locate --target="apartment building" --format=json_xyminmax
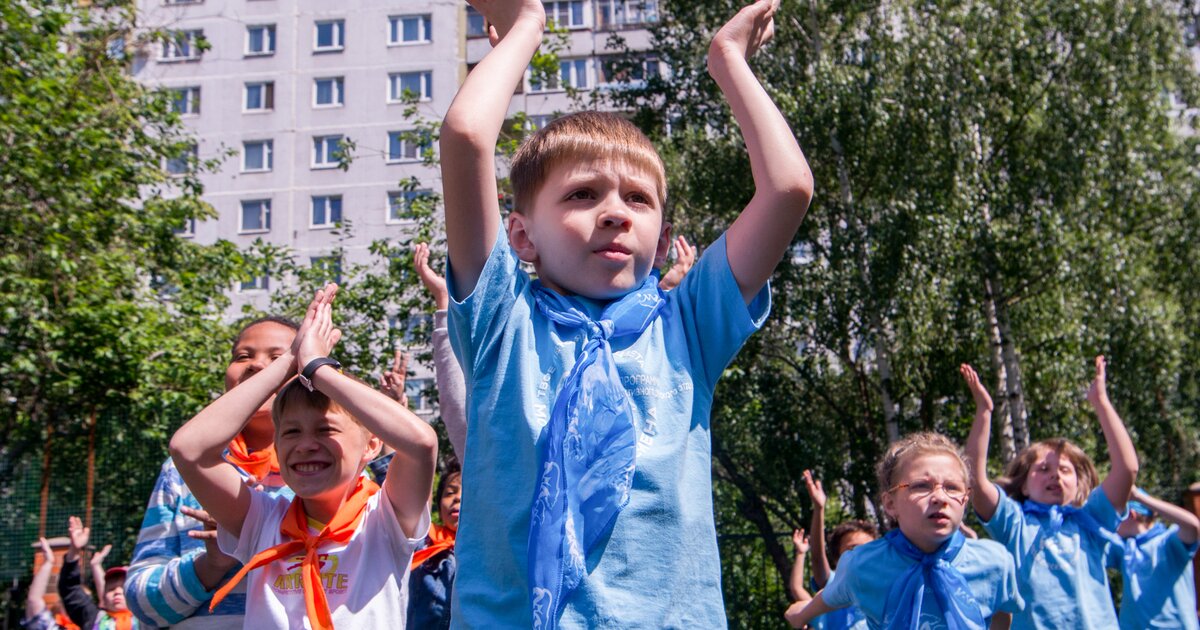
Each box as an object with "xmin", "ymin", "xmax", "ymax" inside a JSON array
[{"xmin": 132, "ymin": 0, "xmax": 659, "ymax": 414}]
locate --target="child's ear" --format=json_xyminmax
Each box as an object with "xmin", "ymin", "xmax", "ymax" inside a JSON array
[
  {"xmin": 507, "ymin": 213, "xmax": 539, "ymax": 264},
  {"xmin": 881, "ymin": 491, "xmax": 897, "ymax": 522},
  {"xmin": 362, "ymin": 434, "xmax": 383, "ymax": 465},
  {"xmin": 653, "ymin": 221, "xmax": 673, "ymax": 268}
]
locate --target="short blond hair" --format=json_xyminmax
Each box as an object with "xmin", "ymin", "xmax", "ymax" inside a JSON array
[
  {"xmin": 509, "ymin": 111, "xmax": 666, "ymax": 214},
  {"xmin": 272, "ymin": 375, "xmax": 368, "ymax": 434}
]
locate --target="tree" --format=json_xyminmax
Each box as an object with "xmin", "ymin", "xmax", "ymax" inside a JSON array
[
  {"xmin": 614, "ymin": 0, "xmax": 1200, "ymax": 624},
  {"xmin": 0, "ymin": 0, "xmax": 256, "ymax": 581}
]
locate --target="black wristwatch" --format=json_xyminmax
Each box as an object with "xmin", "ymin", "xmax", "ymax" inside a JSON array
[{"xmin": 299, "ymin": 357, "xmax": 342, "ymax": 392}]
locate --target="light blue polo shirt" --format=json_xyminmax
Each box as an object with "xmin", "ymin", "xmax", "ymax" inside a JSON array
[
  {"xmin": 981, "ymin": 484, "xmax": 1125, "ymax": 629},
  {"xmin": 821, "ymin": 535, "xmax": 1023, "ymax": 629},
  {"xmin": 810, "ymin": 571, "xmax": 868, "ymax": 630},
  {"xmin": 446, "ymin": 230, "xmax": 769, "ymax": 628},
  {"xmin": 1109, "ymin": 525, "xmax": 1199, "ymax": 630}
]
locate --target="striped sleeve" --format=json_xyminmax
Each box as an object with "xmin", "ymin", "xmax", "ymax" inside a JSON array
[{"xmin": 125, "ymin": 458, "xmax": 212, "ymax": 627}]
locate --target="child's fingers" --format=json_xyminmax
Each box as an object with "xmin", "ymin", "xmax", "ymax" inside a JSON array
[
  {"xmin": 330, "ymin": 328, "xmax": 343, "ymax": 347},
  {"xmin": 186, "ymin": 529, "xmax": 219, "ymax": 541}
]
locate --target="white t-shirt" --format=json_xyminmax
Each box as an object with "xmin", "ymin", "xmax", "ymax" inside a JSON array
[{"xmin": 218, "ymin": 488, "xmax": 430, "ymax": 629}]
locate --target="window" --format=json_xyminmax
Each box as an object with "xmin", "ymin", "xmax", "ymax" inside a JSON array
[
  {"xmin": 161, "ymin": 29, "xmax": 203, "ymax": 61},
  {"xmin": 597, "ymin": 55, "xmax": 659, "ymax": 87},
  {"xmin": 466, "ymin": 6, "xmax": 486, "ymax": 37},
  {"xmin": 313, "ymin": 77, "xmax": 344, "ymax": 107},
  {"xmin": 166, "ymin": 143, "xmax": 197, "ymax": 175},
  {"xmin": 530, "ymin": 58, "xmax": 589, "ymax": 92},
  {"xmin": 244, "ymin": 81, "xmax": 274, "ymax": 111},
  {"xmin": 241, "ymin": 140, "xmax": 273, "ymax": 172},
  {"xmin": 386, "ymin": 130, "xmax": 431, "ymax": 163},
  {"xmin": 544, "ymin": 1, "xmax": 585, "ymax": 28},
  {"xmin": 595, "ymin": 0, "xmax": 657, "ymax": 29},
  {"xmin": 388, "ymin": 71, "xmax": 432, "ymax": 102},
  {"xmin": 310, "ymin": 256, "xmax": 342, "ymax": 283},
  {"xmin": 240, "ymin": 199, "xmax": 271, "ymax": 232},
  {"xmin": 405, "ymin": 377, "xmax": 432, "ymax": 411},
  {"xmin": 245, "ymin": 24, "xmax": 276, "ymax": 56},
  {"xmin": 170, "ymin": 86, "xmax": 201, "ymax": 115},
  {"xmin": 173, "ymin": 217, "xmax": 196, "ymax": 237},
  {"xmin": 312, "ymin": 135, "xmax": 345, "ymax": 168},
  {"xmin": 238, "ymin": 274, "xmax": 270, "ymax": 292},
  {"xmin": 311, "ymin": 195, "xmax": 343, "ymax": 227},
  {"xmin": 387, "ymin": 189, "xmax": 433, "ymax": 223},
  {"xmin": 314, "ymin": 20, "xmax": 345, "ymax": 52},
  {"xmin": 389, "ymin": 15, "xmax": 431, "ymax": 44}
]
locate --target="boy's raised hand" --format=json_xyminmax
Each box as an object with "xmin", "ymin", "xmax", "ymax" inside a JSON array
[
  {"xmin": 959, "ymin": 364, "xmax": 994, "ymax": 413},
  {"xmin": 380, "ymin": 348, "xmax": 410, "ymax": 406},
  {"xmin": 659, "ymin": 235, "xmax": 696, "ymax": 290},
  {"xmin": 468, "ymin": 0, "xmax": 545, "ymax": 44},
  {"xmin": 293, "ymin": 283, "xmax": 342, "ymax": 370},
  {"xmin": 66, "ymin": 515, "xmax": 89, "ymax": 559},
  {"xmin": 791, "ymin": 528, "xmax": 809, "ymax": 555},
  {"xmin": 711, "ymin": 0, "xmax": 779, "ymax": 62},
  {"xmin": 1086, "ymin": 355, "xmax": 1108, "ymax": 406},
  {"xmin": 38, "ymin": 537, "xmax": 54, "ymax": 564},
  {"xmin": 802, "ymin": 470, "xmax": 826, "ymax": 511},
  {"xmin": 89, "ymin": 544, "xmax": 112, "ymax": 567}
]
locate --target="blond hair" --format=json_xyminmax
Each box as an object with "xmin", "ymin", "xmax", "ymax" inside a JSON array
[
  {"xmin": 509, "ymin": 111, "xmax": 666, "ymax": 214},
  {"xmin": 876, "ymin": 432, "xmax": 970, "ymax": 525},
  {"xmin": 999, "ymin": 438, "xmax": 1097, "ymax": 507},
  {"xmin": 272, "ymin": 375, "xmax": 368, "ymax": 433}
]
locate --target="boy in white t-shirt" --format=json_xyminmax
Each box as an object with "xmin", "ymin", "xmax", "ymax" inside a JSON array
[{"xmin": 170, "ymin": 284, "xmax": 438, "ymax": 629}]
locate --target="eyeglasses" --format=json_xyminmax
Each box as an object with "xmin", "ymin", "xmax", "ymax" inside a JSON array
[{"xmin": 887, "ymin": 479, "xmax": 970, "ymax": 502}]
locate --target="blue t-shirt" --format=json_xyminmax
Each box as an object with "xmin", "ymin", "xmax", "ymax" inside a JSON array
[
  {"xmin": 821, "ymin": 535, "xmax": 1023, "ymax": 629},
  {"xmin": 810, "ymin": 570, "xmax": 868, "ymax": 630},
  {"xmin": 1109, "ymin": 525, "xmax": 1199, "ymax": 630},
  {"xmin": 446, "ymin": 231, "xmax": 769, "ymax": 628},
  {"xmin": 981, "ymin": 484, "xmax": 1124, "ymax": 629}
]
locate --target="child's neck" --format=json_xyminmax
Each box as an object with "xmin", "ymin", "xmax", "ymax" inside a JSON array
[
  {"xmin": 900, "ymin": 528, "xmax": 951, "ymax": 554},
  {"xmin": 300, "ymin": 496, "xmax": 340, "ymax": 526}
]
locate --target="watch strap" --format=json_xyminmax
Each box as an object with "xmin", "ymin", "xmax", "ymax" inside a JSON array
[{"xmin": 298, "ymin": 357, "xmax": 342, "ymax": 392}]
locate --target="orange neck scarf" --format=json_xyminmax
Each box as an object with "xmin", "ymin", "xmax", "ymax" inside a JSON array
[
  {"xmin": 54, "ymin": 612, "xmax": 80, "ymax": 630},
  {"xmin": 225, "ymin": 434, "xmax": 279, "ymax": 481},
  {"xmin": 107, "ymin": 609, "xmax": 135, "ymax": 630},
  {"xmin": 210, "ymin": 477, "xmax": 380, "ymax": 630},
  {"xmin": 410, "ymin": 523, "xmax": 456, "ymax": 569}
]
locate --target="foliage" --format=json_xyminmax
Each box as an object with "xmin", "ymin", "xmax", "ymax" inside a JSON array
[
  {"xmin": 0, "ymin": 0, "xmax": 257, "ymax": 584},
  {"xmin": 612, "ymin": 0, "xmax": 1200, "ymax": 622}
]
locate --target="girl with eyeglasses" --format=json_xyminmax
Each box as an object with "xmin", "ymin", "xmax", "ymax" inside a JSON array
[
  {"xmin": 962, "ymin": 357, "xmax": 1138, "ymax": 630},
  {"xmin": 786, "ymin": 432, "xmax": 1023, "ymax": 629}
]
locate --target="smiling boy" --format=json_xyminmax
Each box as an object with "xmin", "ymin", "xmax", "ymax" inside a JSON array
[
  {"xmin": 439, "ymin": 0, "xmax": 812, "ymax": 626},
  {"xmin": 170, "ymin": 285, "xmax": 437, "ymax": 629}
]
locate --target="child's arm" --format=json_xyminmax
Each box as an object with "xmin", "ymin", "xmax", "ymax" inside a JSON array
[
  {"xmin": 788, "ymin": 529, "xmax": 811, "ymax": 602},
  {"xmin": 88, "ymin": 544, "xmax": 111, "ymax": 596},
  {"xmin": 803, "ymin": 470, "xmax": 832, "ymax": 586},
  {"xmin": 708, "ymin": 0, "xmax": 814, "ymax": 304},
  {"xmin": 990, "ymin": 612, "xmax": 1013, "ymax": 629},
  {"xmin": 59, "ymin": 516, "xmax": 99, "ymax": 629},
  {"xmin": 1086, "ymin": 355, "xmax": 1139, "ymax": 512},
  {"xmin": 415, "ymin": 242, "xmax": 469, "ymax": 460},
  {"xmin": 784, "ymin": 591, "xmax": 836, "ymax": 629},
  {"xmin": 658, "ymin": 235, "xmax": 696, "ymax": 291},
  {"xmin": 961, "ymin": 364, "xmax": 1001, "ymax": 520},
  {"xmin": 169, "ymin": 291, "xmax": 334, "ymax": 537},
  {"xmin": 440, "ymin": 0, "xmax": 545, "ymax": 296},
  {"xmin": 1132, "ymin": 488, "xmax": 1199, "ymax": 545},
  {"xmin": 297, "ymin": 289, "xmax": 439, "ymax": 537},
  {"xmin": 25, "ymin": 538, "xmax": 54, "ymax": 621}
]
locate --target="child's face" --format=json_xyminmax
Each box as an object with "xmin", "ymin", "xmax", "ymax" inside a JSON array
[
  {"xmin": 438, "ymin": 472, "xmax": 462, "ymax": 531},
  {"xmin": 1116, "ymin": 512, "xmax": 1152, "ymax": 538},
  {"xmin": 102, "ymin": 580, "xmax": 127, "ymax": 612},
  {"xmin": 1021, "ymin": 448, "xmax": 1078, "ymax": 505},
  {"xmin": 883, "ymin": 453, "xmax": 969, "ymax": 553},
  {"xmin": 275, "ymin": 405, "xmax": 380, "ymax": 514},
  {"xmin": 835, "ymin": 531, "xmax": 875, "ymax": 561},
  {"xmin": 509, "ymin": 157, "xmax": 671, "ymax": 300},
  {"xmin": 225, "ymin": 321, "xmax": 296, "ymax": 417}
]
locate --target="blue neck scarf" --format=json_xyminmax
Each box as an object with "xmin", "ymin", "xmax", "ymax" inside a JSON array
[
  {"xmin": 881, "ymin": 529, "xmax": 986, "ymax": 630},
  {"xmin": 527, "ymin": 276, "xmax": 667, "ymax": 629},
  {"xmin": 1022, "ymin": 500, "xmax": 1123, "ymax": 546},
  {"xmin": 1122, "ymin": 522, "xmax": 1168, "ymax": 574}
]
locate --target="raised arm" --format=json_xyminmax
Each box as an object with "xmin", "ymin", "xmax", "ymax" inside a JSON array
[
  {"xmin": 297, "ymin": 285, "xmax": 439, "ymax": 537},
  {"xmin": 802, "ymin": 470, "xmax": 832, "ymax": 586},
  {"xmin": 89, "ymin": 543, "xmax": 111, "ymax": 596},
  {"xmin": 658, "ymin": 235, "xmax": 696, "ymax": 291},
  {"xmin": 168, "ymin": 289, "xmax": 334, "ymax": 537},
  {"xmin": 25, "ymin": 538, "xmax": 55, "ymax": 621},
  {"xmin": 440, "ymin": 0, "xmax": 546, "ymax": 296},
  {"xmin": 784, "ymin": 591, "xmax": 836, "ymax": 629},
  {"xmin": 961, "ymin": 364, "xmax": 1001, "ymax": 520},
  {"xmin": 1087, "ymin": 355, "xmax": 1138, "ymax": 512},
  {"xmin": 60, "ymin": 516, "xmax": 100, "ymax": 629},
  {"xmin": 788, "ymin": 528, "xmax": 811, "ymax": 602},
  {"xmin": 415, "ymin": 242, "xmax": 468, "ymax": 459},
  {"xmin": 1131, "ymin": 488, "xmax": 1198, "ymax": 544},
  {"xmin": 708, "ymin": 0, "xmax": 814, "ymax": 304}
]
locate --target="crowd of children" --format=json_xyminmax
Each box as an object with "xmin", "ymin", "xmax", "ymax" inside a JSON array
[{"xmin": 19, "ymin": 0, "xmax": 1198, "ymax": 628}]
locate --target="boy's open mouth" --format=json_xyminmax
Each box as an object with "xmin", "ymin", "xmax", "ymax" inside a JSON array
[{"xmin": 291, "ymin": 461, "xmax": 331, "ymax": 475}]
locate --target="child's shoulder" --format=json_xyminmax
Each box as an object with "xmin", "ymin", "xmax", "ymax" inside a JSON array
[{"xmin": 961, "ymin": 537, "xmax": 1015, "ymax": 568}]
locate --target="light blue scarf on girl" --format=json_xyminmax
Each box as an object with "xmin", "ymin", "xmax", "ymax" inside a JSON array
[
  {"xmin": 526, "ymin": 275, "xmax": 667, "ymax": 630},
  {"xmin": 882, "ymin": 529, "xmax": 986, "ymax": 630}
]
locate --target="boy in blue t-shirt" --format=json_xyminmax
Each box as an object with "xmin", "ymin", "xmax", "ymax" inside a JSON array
[
  {"xmin": 439, "ymin": 0, "xmax": 812, "ymax": 626},
  {"xmin": 1108, "ymin": 490, "xmax": 1199, "ymax": 630}
]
